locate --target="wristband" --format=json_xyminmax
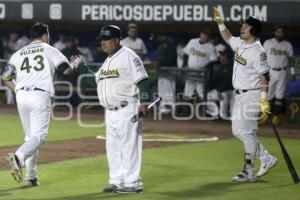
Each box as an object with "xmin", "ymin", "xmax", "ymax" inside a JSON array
[
  {"xmin": 218, "ymin": 24, "xmax": 226, "ymax": 31},
  {"xmin": 261, "ymin": 91, "xmax": 267, "ymax": 99}
]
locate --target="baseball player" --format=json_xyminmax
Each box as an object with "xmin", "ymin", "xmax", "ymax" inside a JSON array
[
  {"xmin": 2, "ymin": 22, "xmax": 78, "ymax": 186},
  {"xmin": 183, "ymin": 30, "xmax": 217, "ymax": 99},
  {"xmin": 213, "ymin": 8, "xmax": 277, "ymax": 182},
  {"xmin": 263, "ymin": 26, "xmax": 295, "ymax": 124},
  {"xmin": 75, "ymin": 25, "xmax": 149, "ymax": 193},
  {"xmin": 120, "ymin": 23, "xmax": 148, "ymax": 60}
]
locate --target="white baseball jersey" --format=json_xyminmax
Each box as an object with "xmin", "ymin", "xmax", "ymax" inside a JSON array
[
  {"xmin": 120, "ymin": 37, "xmax": 148, "ymax": 56},
  {"xmin": 263, "ymin": 38, "xmax": 293, "ymax": 68},
  {"xmin": 228, "ymin": 37, "xmax": 269, "ymax": 90},
  {"xmin": 183, "ymin": 38, "xmax": 217, "ymax": 69},
  {"xmin": 96, "ymin": 46, "xmax": 148, "ymax": 108},
  {"xmin": 8, "ymin": 40, "xmax": 69, "ymax": 96}
]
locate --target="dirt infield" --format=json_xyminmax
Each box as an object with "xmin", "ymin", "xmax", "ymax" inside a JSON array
[
  {"xmin": 0, "ymin": 138, "xmax": 182, "ymax": 170},
  {"xmin": 0, "ymin": 105, "xmax": 299, "ymax": 170}
]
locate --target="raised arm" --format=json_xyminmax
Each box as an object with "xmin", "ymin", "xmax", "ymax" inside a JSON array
[{"xmin": 212, "ymin": 7, "xmax": 232, "ymax": 43}]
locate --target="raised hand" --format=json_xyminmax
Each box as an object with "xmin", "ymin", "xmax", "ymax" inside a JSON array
[{"xmin": 213, "ymin": 7, "xmax": 224, "ymax": 24}]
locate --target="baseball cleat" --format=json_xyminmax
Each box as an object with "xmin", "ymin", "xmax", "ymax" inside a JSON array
[
  {"xmin": 232, "ymin": 169, "xmax": 256, "ymax": 183},
  {"xmin": 7, "ymin": 153, "xmax": 23, "ymax": 183},
  {"xmin": 116, "ymin": 186, "xmax": 144, "ymax": 194},
  {"xmin": 25, "ymin": 178, "xmax": 40, "ymax": 187},
  {"xmin": 257, "ymin": 155, "xmax": 278, "ymax": 177},
  {"xmin": 103, "ymin": 184, "xmax": 119, "ymax": 193}
]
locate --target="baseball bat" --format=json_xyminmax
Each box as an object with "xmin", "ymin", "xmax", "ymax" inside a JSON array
[
  {"xmin": 131, "ymin": 97, "xmax": 162, "ymax": 123},
  {"xmin": 269, "ymin": 115, "xmax": 299, "ymax": 184}
]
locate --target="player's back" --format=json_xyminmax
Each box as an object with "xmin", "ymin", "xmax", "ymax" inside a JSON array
[{"xmin": 10, "ymin": 40, "xmax": 62, "ymax": 96}]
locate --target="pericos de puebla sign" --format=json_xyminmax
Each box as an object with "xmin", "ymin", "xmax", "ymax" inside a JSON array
[
  {"xmin": 0, "ymin": 0, "xmax": 299, "ymax": 24},
  {"xmin": 81, "ymin": 4, "xmax": 267, "ymax": 22}
]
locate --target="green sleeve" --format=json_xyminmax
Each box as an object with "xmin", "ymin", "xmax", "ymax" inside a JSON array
[
  {"xmin": 137, "ymin": 78, "xmax": 150, "ymax": 103},
  {"xmin": 76, "ymin": 63, "xmax": 97, "ymax": 87},
  {"xmin": 56, "ymin": 62, "xmax": 70, "ymax": 74}
]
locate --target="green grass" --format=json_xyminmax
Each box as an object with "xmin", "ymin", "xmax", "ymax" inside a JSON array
[
  {"xmin": 0, "ymin": 138, "xmax": 299, "ymax": 200},
  {"xmin": 0, "ymin": 114, "xmax": 213, "ymax": 147},
  {"xmin": 0, "ymin": 114, "xmax": 104, "ymax": 147}
]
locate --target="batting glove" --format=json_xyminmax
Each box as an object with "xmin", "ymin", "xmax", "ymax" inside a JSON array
[
  {"xmin": 213, "ymin": 7, "xmax": 224, "ymax": 25},
  {"xmin": 260, "ymin": 98, "xmax": 271, "ymax": 116}
]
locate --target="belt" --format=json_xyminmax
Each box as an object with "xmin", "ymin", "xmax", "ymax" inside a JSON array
[
  {"xmin": 235, "ymin": 89, "xmax": 259, "ymax": 95},
  {"xmin": 271, "ymin": 67, "xmax": 287, "ymax": 71},
  {"xmin": 107, "ymin": 100, "xmax": 129, "ymax": 111},
  {"xmin": 20, "ymin": 87, "xmax": 46, "ymax": 92},
  {"xmin": 235, "ymin": 89, "xmax": 249, "ymax": 95}
]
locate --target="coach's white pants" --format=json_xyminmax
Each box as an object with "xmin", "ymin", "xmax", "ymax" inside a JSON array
[
  {"xmin": 105, "ymin": 102, "xmax": 142, "ymax": 188},
  {"xmin": 268, "ymin": 69, "xmax": 288, "ymax": 100},
  {"xmin": 15, "ymin": 90, "xmax": 51, "ymax": 180},
  {"xmin": 231, "ymin": 90, "xmax": 270, "ymax": 162},
  {"xmin": 158, "ymin": 76, "xmax": 176, "ymax": 106}
]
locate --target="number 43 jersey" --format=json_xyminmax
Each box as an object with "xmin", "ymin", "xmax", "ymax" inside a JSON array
[{"xmin": 8, "ymin": 40, "xmax": 69, "ymax": 96}]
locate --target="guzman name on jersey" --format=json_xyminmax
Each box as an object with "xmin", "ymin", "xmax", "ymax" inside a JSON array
[{"xmin": 20, "ymin": 47, "xmax": 44, "ymax": 56}]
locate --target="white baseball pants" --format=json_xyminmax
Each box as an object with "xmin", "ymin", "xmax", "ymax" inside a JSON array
[
  {"xmin": 268, "ymin": 69, "xmax": 288, "ymax": 100},
  {"xmin": 105, "ymin": 101, "xmax": 143, "ymax": 188},
  {"xmin": 206, "ymin": 90, "xmax": 234, "ymax": 119},
  {"xmin": 158, "ymin": 76, "xmax": 176, "ymax": 105},
  {"xmin": 220, "ymin": 90, "xmax": 234, "ymax": 119},
  {"xmin": 184, "ymin": 80, "xmax": 204, "ymax": 99},
  {"xmin": 231, "ymin": 90, "xmax": 271, "ymax": 161},
  {"xmin": 15, "ymin": 90, "xmax": 51, "ymax": 180}
]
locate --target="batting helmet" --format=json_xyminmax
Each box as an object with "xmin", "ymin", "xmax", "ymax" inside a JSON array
[
  {"xmin": 97, "ymin": 25, "xmax": 122, "ymax": 40},
  {"xmin": 242, "ymin": 16, "xmax": 262, "ymax": 37}
]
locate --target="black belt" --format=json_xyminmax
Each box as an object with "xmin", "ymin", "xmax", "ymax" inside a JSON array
[
  {"xmin": 271, "ymin": 67, "xmax": 287, "ymax": 71},
  {"xmin": 107, "ymin": 100, "xmax": 128, "ymax": 111},
  {"xmin": 20, "ymin": 87, "xmax": 46, "ymax": 92},
  {"xmin": 235, "ymin": 89, "xmax": 249, "ymax": 95},
  {"xmin": 235, "ymin": 89, "xmax": 259, "ymax": 95}
]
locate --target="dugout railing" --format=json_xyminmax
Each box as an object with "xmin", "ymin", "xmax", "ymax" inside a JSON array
[
  {"xmin": 1, "ymin": 59, "xmax": 300, "ymax": 121},
  {"xmin": 0, "ymin": 59, "xmax": 211, "ymax": 116}
]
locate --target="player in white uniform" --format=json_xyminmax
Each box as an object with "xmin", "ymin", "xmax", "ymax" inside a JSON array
[
  {"xmin": 75, "ymin": 25, "xmax": 149, "ymax": 193},
  {"xmin": 213, "ymin": 8, "xmax": 277, "ymax": 182},
  {"xmin": 2, "ymin": 22, "xmax": 77, "ymax": 186},
  {"xmin": 263, "ymin": 26, "xmax": 294, "ymax": 124},
  {"xmin": 120, "ymin": 23, "xmax": 148, "ymax": 60},
  {"xmin": 183, "ymin": 30, "xmax": 217, "ymax": 99}
]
